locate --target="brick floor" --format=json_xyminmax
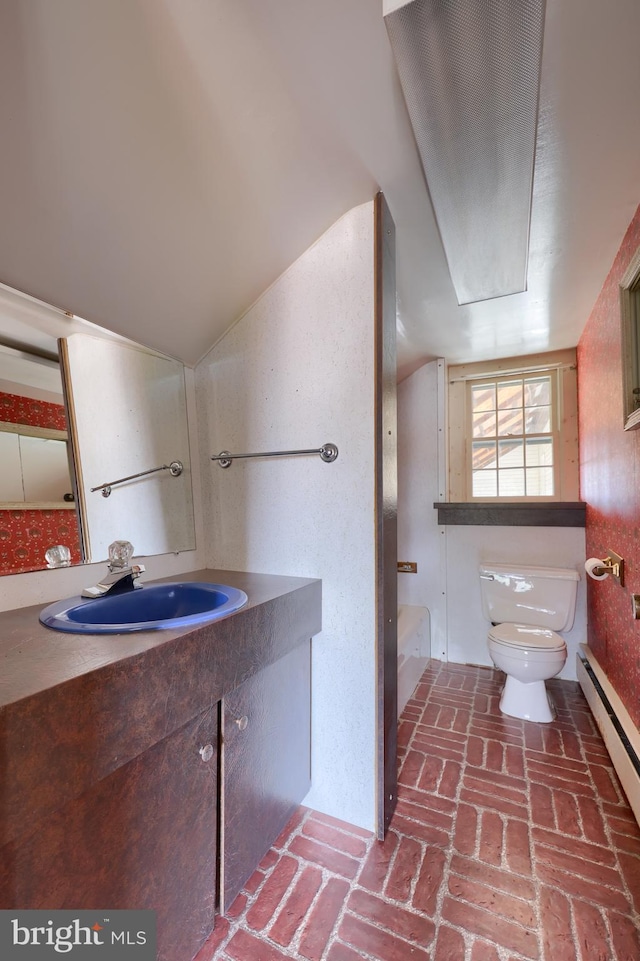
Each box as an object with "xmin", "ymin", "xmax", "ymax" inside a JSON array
[{"xmin": 195, "ymin": 661, "xmax": 640, "ymax": 961}]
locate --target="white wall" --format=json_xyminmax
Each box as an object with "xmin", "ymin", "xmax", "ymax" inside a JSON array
[
  {"xmin": 396, "ymin": 360, "xmax": 447, "ymax": 656},
  {"xmin": 196, "ymin": 202, "xmax": 378, "ymax": 831}
]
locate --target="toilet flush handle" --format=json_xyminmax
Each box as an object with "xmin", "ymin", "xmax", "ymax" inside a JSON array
[{"xmin": 480, "ymin": 573, "xmax": 494, "ymax": 580}]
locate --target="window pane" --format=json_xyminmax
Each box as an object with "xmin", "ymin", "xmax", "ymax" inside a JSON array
[
  {"xmin": 473, "ymin": 469, "xmax": 497, "ymax": 497},
  {"xmin": 498, "ymin": 440, "xmax": 524, "ymax": 466},
  {"xmin": 473, "ymin": 411, "xmax": 496, "ymax": 438},
  {"xmin": 524, "ymin": 376, "xmax": 551, "ymax": 407},
  {"xmin": 497, "ymin": 408, "xmax": 523, "ymax": 436},
  {"xmin": 525, "ymin": 466, "xmax": 554, "ymax": 496},
  {"xmin": 498, "ymin": 469, "xmax": 525, "ymax": 497},
  {"xmin": 472, "ymin": 440, "xmax": 497, "ymax": 471},
  {"xmin": 525, "ymin": 405, "xmax": 551, "ymax": 433},
  {"xmin": 497, "ymin": 380, "xmax": 523, "ymax": 410},
  {"xmin": 525, "ymin": 438, "xmax": 553, "ymax": 466},
  {"xmin": 471, "ymin": 384, "xmax": 496, "ymax": 413}
]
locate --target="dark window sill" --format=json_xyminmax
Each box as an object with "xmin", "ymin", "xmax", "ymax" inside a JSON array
[{"xmin": 434, "ymin": 501, "xmax": 586, "ymax": 527}]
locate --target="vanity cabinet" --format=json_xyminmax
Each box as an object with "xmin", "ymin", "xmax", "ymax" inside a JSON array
[
  {"xmin": 0, "ymin": 569, "xmax": 321, "ymax": 961},
  {"xmin": 220, "ymin": 639, "xmax": 311, "ymax": 911},
  {"xmin": 0, "ymin": 706, "xmax": 219, "ymax": 961}
]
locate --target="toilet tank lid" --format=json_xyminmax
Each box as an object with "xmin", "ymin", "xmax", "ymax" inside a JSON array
[{"xmin": 480, "ymin": 563, "xmax": 580, "ymax": 581}]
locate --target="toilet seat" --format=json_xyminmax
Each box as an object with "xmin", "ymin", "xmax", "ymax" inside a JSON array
[{"xmin": 488, "ymin": 623, "xmax": 566, "ymax": 653}]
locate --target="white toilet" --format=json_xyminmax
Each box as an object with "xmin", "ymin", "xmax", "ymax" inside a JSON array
[{"xmin": 479, "ymin": 563, "xmax": 580, "ymax": 722}]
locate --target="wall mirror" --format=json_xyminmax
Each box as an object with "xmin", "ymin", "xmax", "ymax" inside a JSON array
[
  {"xmin": 620, "ymin": 244, "xmax": 640, "ymax": 431},
  {"xmin": 0, "ymin": 283, "xmax": 196, "ymax": 575}
]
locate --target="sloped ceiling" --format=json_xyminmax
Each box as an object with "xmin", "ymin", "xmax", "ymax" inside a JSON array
[{"xmin": 0, "ymin": 0, "xmax": 639, "ymax": 378}]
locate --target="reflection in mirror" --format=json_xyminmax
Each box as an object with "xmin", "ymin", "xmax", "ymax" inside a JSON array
[
  {"xmin": 0, "ymin": 345, "xmax": 82, "ymax": 575},
  {"xmin": 620, "ymin": 244, "xmax": 640, "ymax": 431},
  {"xmin": 0, "ymin": 282, "xmax": 196, "ymax": 575},
  {"xmin": 61, "ymin": 334, "xmax": 196, "ymax": 562}
]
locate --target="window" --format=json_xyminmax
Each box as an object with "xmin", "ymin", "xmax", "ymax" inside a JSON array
[{"xmin": 448, "ymin": 350, "xmax": 579, "ymax": 502}]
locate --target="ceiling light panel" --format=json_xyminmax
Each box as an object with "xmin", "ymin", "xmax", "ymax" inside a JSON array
[{"xmin": 385, "ymin": 0, "xmax": 545, "ymax": 304}]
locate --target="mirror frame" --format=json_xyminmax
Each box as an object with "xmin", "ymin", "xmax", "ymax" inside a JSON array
[{"xmin": 620, "ymin": 243, "xmax": 640, "ymax": 431}]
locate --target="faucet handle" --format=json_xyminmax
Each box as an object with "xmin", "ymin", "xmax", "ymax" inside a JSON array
[{"xmin": 108, "ymin": 540, "xmax": 134, "ymax": 570}]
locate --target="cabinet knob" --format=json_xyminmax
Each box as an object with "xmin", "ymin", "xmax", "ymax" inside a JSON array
[
  {"xmin": 199, "ymin": 744, "xmax": 214, "ymax": 762},
  {"xmin": 234, "ymin": 715, "xmax": 249, "ymax": 731}
]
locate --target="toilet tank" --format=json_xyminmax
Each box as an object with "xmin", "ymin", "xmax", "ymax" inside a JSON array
[{"xmin": 479, "ymin": 563, "xmax": 580, "ymax": 631}]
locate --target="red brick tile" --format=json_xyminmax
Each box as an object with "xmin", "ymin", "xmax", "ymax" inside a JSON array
[
  {"xmin": 453, "ymin": 802, "xmax": 478, "ymax": 856},
  {"xmin": 327, "ymin": 942, "xmax": 368, "ymax": 961},
  {"xmin": 441, "ymin": 896, "xmax": 539, "ymax": 959},
  {"xmin": 539, "ymin": 884, "xmax": 574, "ymax": 961},
  {"xmin": 530, "ymin": 782, "xmax": 555, "ymax": 829},
  {"xmin": 308, "ymin": 810, "xmax": 372, "ymax": 840},
  {"xmin": 589, "ymin": 763, "xmax": 623, "ymax": 804},
  {"xmin": 559, "ymin": 729, "xmax": 583, "ymax": 760},
  {"xmin": 243, "ymin": 868, "xmax": 266, "ymax": 895},
  {"xmin": 417, "ymin": 755, "xmax": 443, "ymax": 793},
  {"xmin": 461, "ymin": 787, "xmax": 528, "ymax": 820},
  {"xmin": 339, "ymin": 912, "xmax": 430, "ymax": 960},
  {"xmin": 526, "ymin": 749, "xmax": 589, "ymax": 773},
  {"xmin": 479, "ymin": 809, "xmax": 504, "ymax": 866},
  {"xmin": 551, "ymin": 790, "xmax": 581, "ymax": 836},
  {"xmin": 273, "ymin": 805, "xmax": 307, "ymax": 848},
  {"xmin": 576, "ymin": 795, "xmax": 608, "ymax": 845},
  {"xmin": 607, "ymin": 909, "xmax": 640, "ymax": 961},
  {"xmin": 289, "ymin": 835, "xmax": 360, "ymax": 880},
  {"xmin": 384, "ymin": 835, "xmax": 422, "ymax": 901},
  {"xmin": 439, "ymin": 760, "xmax": 462, "ymax": 799},
  {"xmin": 398, "ymin": 719, "xmax": 414, "ymax": 750},
  {"xmin": 453, "ymin": 707, "xmax": 470, "ymax": 733},
  {"xmin": 612, "ymin": 830, "xmax": 640, "ymax": 857},
  {"xmin": 464, "ymin": 773, "xmax": 527, "ymax": 806},
  {"xmin": 433, "ymin": 924, "xmax": 466, "ymax": 960},
  {"xmin": 302, "ymin": 819, "xmax": 368, "ymax": 858},
  {"xmin": 390, "ymin": 813, "xmax": 450, "ymax": 848},
  {"xmin": 450, "ymin": 853, "xmax": 535, "ymax": 900},
  {"xmin": 470, "ymin": 941, "xmax": 501, "ymax": 961},
  {"xmin": 486, "ymin": 739, "xmax": 505, "ymax": 771},
  {"xmin": 347, "ymin": 888, "xmax": 435, "ymax": 945},
  {"xmin": 467, "ymin": 735, "xmax": 485, "ymax": 766},
  {"xmin": 193, "ymin": 917, "xmax": 230, "ymax": 961},
  {"xmin": 412, "ymin": 845, "xmax": 446, "ymax": 914},
  {"xmin": 269, "ymin": 864, "xmax": 322, "ymax": 947},
  {"xmin": 531, "ymin": 827, "xmax": 617, "ymax": 866},
  {"xmin": 572, "ymin": 898, "xmax": 611, "ymax": 961},
  {"xmin": 603, "ymin": 805, "xmax": 640, "ymax": 834},
  {"xmin": 299, "ymin": 877, "xmax": 350, "ymax": 961},
  {"xmin": 400, "ymin": 749, "xmax": 427, "ymax": 788},
  {"xmin": 225, "ymin": 893, "xmax": 247, "ymax": 920},
  {"xmin": 536, "ymin": 863, "xmax": 631, "ymax": 913},
  {"xmin": 395, "ymin": 797, "xmax": 453, "ymax": 831},
  {"xmin": 225, "ymin": 929, "xmax": 291, "ymax": 961},
  {"xmin": 534, "ymin": 842, "xmax": 626, "ymax": 890},
  {"xmin": 246, "ymin": 855, "xmax": 299, "ymax": 931},
  {"xmin": 470, "ymin": 722, "xmax": 523, "ymax": 748},
  {"xmin": 505, "ymin": 745, "xmax": 525, "ymax": 778},
  {"xmin": 505, "ymin": 819, "xmax": 532, "ymax": 876},
  {"xmin": 447, "ymin": 874, "xmax": 537, "ymax": 927},
  {"xmin": 523, "ymin": 724, "xmax": 545, "ymax": 752},
  {"xmin": 358, "ymin": 830, "xmax": 399, "ymax": 894},
  {"xmin": 466, "ymin": 764, "xmax": 528, "ymax": 792},
  {"xmin": 617, "ymin": 851, "xmax": 640, "ymax": 913}
]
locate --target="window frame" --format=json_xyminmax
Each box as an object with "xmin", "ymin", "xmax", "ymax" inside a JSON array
[{"xmin": 448, "ymin": 349, "xmax": 579, "ymax": 504}]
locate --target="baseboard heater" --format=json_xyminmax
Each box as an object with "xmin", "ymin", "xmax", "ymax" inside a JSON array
[{"xmin": 576, "ymin": 644, "xmax": 640, "ymax": 826}]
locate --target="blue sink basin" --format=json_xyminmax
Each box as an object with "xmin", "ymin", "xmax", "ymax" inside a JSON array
[{"xmin": 40, "ymin": 582, "xmax": 249, "ymax": 634}]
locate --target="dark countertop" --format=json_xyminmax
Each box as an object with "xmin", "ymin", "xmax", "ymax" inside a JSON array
[{"xmin": 0, "ymin": 568, "xmax": 322, "ymax": 847}]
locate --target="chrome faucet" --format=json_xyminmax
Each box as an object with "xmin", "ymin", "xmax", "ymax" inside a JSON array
[{"xmin": 82, "ymin": 540, "xmax": 146, "ymax": 599}]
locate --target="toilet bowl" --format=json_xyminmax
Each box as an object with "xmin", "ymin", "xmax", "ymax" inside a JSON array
[
  {"xmin": 479, "ymin": 563, "xmax": 579, "ymax": 723},
  {"xmin": 488, "ymin": 623, "xmax": 567, "ymax": 722}
]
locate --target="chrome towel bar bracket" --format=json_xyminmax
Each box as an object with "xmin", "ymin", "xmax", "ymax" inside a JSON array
[
  {"xmin": 211, "ymin": 443, "xmax": 338, "ymax": 469},
  {"xmin": 91, "ymin": 461, "xmax": 184, "ymax": 497}
]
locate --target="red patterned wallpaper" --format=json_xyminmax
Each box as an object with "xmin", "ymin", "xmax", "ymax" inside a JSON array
[
  {"xmin": 0, "ymin": 391, "xmax": 82, "ymax": 576},
  {"xmin": 0, "ymin": 390, "xmax": 67, "ymax": 431},
  {"xmin": 577, "ymin": 203, "xmax": 640, "ymax": 730}
]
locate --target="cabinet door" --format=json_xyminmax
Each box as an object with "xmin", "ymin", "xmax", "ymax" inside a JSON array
[
  {"xmin": 221, "ymin": 640, "xmax": 311, "ymax": 912},
  {"xmin": 0, "ymin": 706, "xmax": 218, "ymax": 961}
]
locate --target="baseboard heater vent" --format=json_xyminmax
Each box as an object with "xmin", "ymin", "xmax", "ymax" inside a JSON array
[{"xmin": 577, "ymin": 644, "xmax": 640, "ymax": 826}]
